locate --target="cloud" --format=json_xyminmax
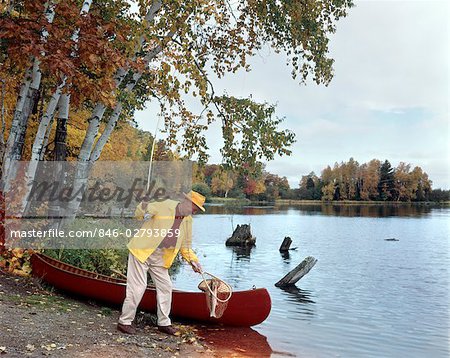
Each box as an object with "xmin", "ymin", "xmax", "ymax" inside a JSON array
[{"xmin": 136, "ymin": 0, "xmax": 449, "ymax": 189}]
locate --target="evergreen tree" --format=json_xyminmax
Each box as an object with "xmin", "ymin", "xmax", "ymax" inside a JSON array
[{"xmin": 378, "ymin": 160, "xmax": 395, "ymax": 200}]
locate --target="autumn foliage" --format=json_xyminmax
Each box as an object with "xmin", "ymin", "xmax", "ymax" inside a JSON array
[
  {"xmin": 0, "ymin": 0, "xmax": 132, "ymax": 106},
  {"xmin": 192, "ymin": 158, "xmax": 441, "ymax": 202},
  {"xmin": 0, "ymin": 0, "xmax": 357, "ymax": 274}
]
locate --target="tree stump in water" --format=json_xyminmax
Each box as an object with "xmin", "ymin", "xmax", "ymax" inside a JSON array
[
  {"xmin": 275, "ymin": 256, "xmax": 317, "ymax": 287},
  {"xmin": 225, "ymin": 224, "xmax": 256, "ymax": 247},
  {"xmin": 279, "ymin": 237, "xmax": 293, "ymax": 252}
]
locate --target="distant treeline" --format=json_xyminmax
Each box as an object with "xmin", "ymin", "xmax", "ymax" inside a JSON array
[{"xmin": 192, "ymin": 158, "xmax": 449, "ymax": 202}]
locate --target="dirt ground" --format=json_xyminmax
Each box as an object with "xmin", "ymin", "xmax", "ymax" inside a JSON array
[{"xmin": 0, "ymin": 271, "xmax": 212, "ymax": 358}]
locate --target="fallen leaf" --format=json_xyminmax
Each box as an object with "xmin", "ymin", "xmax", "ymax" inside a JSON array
[{"xmin": 26, "ymin": 344, "xmax": 35, "ymax": 352}]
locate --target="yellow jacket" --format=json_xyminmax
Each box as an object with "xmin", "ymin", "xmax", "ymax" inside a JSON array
[{"xmin": 127, "ymin": 199, "xmax": 199, "ymax": 268}]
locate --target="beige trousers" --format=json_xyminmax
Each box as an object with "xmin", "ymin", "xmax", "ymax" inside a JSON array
[{"xmin": 118, "ymin": 251, "xmax": 172, "ymax": 326}]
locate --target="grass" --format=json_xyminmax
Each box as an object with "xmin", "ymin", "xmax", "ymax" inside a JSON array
[{"xmin": 208, "ymin": 197, "xmax": 250, "ymax": 203}]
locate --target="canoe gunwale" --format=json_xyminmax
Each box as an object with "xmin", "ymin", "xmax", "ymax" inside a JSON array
[
  {"xmin": 31, "ymin": 253, "xmax": 266, "ymax": 294},
  {"xmin": 33, "ymin": 253, "xmax": 126, "ymax": 284}
]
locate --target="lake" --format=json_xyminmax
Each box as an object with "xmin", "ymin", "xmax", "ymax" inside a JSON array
[{"xmin": 171, "ymin": 203, "xmax": 449, "ymax": 357}]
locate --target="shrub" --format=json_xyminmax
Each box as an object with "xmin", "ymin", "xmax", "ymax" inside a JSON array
[{"xmin": 192, "ymin": 183, "xmax": 212, "ymax": 199}]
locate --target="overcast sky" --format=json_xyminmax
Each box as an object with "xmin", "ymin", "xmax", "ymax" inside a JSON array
[{"xmin": 136, "ymin": 0, "xmax": 449, "ymax": 189}]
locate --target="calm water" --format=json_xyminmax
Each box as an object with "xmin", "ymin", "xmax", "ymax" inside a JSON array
[{"xmin": 171, "ymin": 204, "xmax": 449, "ymax": 357}]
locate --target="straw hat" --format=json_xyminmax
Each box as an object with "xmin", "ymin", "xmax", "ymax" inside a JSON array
[{"xmin": 183, "ymin": 190, "xmax": 206, "ymax": 212}]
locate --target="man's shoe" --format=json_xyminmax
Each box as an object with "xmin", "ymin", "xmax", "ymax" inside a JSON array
[
  {"xmin": 117, "ymin": 323, "xmax": 136, "ymax": 335},
  {"xmin": 157, "ymin": 325, "xmax": 179, "ymax": 336}
]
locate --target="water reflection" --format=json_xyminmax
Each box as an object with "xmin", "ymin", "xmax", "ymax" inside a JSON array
[
  {"xmin": 204, "ymin": 202, "xmax": 447, "ymax": 217},
  {"xmin": 187, "ymin": 205, "xmax": 449, "ymax": 357},
  {"xmin": 197, "ymin": 326, "xmax": 273, "ymax": 357},
  {"xmin": 205, "ymin": 205, "xmax": 275, "ymax": 215},
  {"xmin": 319, "ymin": 204, "xmax": 436, "ymax": 217},
  {"xmin": 280, "ymin": 251, "xmax": 290, "ymax": 261},
  {"xmin": 229, "ymin": 246, "xmax": 253, "ymax": 260},
  {"xmin": 278, "ymin": 286, "xmax": 316, "ymax": 319},
  {"xmin": 280, "ymin": 286, "xmax": 316, "ymax": 305},
  {"xmin": 283, "ymin": 203, "xmax": 444, "ymax": 217}
]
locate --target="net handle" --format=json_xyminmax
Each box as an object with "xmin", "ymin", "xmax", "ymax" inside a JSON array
[{"xmin": 199, "ymin": 270, "xmax": 233, "ymax": 303}]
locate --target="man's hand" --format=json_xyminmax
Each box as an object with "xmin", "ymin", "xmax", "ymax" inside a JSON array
[
  {"xmin": 190, "ymin": 261, "xmax": 203, "ymax": 273},
  {"xmin": 141, "ymin": 197, "xmax": 151, "ymax": 220}
]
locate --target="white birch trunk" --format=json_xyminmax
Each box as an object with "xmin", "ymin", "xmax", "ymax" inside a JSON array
[
  {"xmin": 8, "ymin": 66, "xmax": 32, "ymax": 140},
  {"xmin": 61, "ymin": 3, "xmax": 168, "ymax": 226},
  {"xmin": 1, "ymin": 1, "xmax": 56, "ymax": 191},
  {"xmin": 61, "ymin": 103, "xmax": 128, "ymax": 226},
  {"xmin": 79, "ymin": 103, "xmax": 106, "ymax": 160},
  {"xmin": 27, "ymin": 0, "xmax": 92, "ymax": 165},
  {"xmin": 74, "ymin": 42, "xmax": 168, "ymax": 218},
  {"xmin": 19, "ymin": 81, "xmax": 64, "ymax": 211},
  {"xmin": 29, "ymin": 80, "xmax": 65, "ymax": 162},
  {"xmin": 39, "ymin": 116, "xmax": 55, "ymax": 161},
  {"xmin": 89, "ymin": 102, "xmax": 124, "ymax": 162},
  {"xmin": 88, "ymin": 38, "xmax": 170, "ymax": 162},
  {"xmin": 2, "ymin": 61, "xmax": 43, "ymax": 192},
  {"xmin": 2, "ymin": 66, "xmax": 32, "ymax": 182},
  {"xmin": 70, "ymin": 0, "xmax": 163, "ymax": 157},
  {"xmin": 60, "ymin": 103, "xmax": 104, "ymax": 226},
  {"xmin": 62, "ymin": 63, "xmax": 161, "ymax": 225},
  {"xmin": 47, "ymin": 93, "xmax": 69, "ymax": 224},
  {"xmin": 10, "ymin": 1, "xmax": 56, "ymax": 148},
  {"xmin": 18, "ymin": 1, "xmax": 92, "ymax": 214},
  {"xmin": 54, "ymin": 93, "xmax": 70, "ymax": 161},
  {"xmin": 26, "ymin": 0, "xmax": 92, "ymax": 166},
  {"xmin": 112, "ymin": 0, "xmax": 162, "ymax": 85},
  {"xmin": 0, "ymin": 79, "xmax": 5, "ymax": 143},
  {"xmin": 0, "ymin": 79, "xmax": 5, "ymax": 177}
]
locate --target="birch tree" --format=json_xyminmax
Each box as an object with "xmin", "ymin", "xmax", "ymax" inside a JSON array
[
  {"xmin": 70, "ymin": 0, "xmax": 163, "ymax": 169},
  {"xmin": 20, "ymin": 0, "xmax": 93, "ymax": 212},
  {"xmin": 47, "ymin": 93, "xmax": 69, "ymax": 221},
  {"xmin": 2, "ymin": 1, "xmax": 56, "ymax": 190},
  {"xmin": 60, "ymin": 1, "xmax": 172, "ymax": 225},
  {"xmin": 1, "ymin": 0, "xmax": 133, "ymax": 211},
  {"xmin": 0, "ymin": 79, "xmax": 5, "ymax": 169},
  {"xmin": 1, "ymin": 0, "xmax": 354, "ymax": 225}
]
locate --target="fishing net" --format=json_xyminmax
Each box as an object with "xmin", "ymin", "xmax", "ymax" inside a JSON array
[{"xmin": 198, "ymin": 272, "xmax": 233, "ymax": 318}]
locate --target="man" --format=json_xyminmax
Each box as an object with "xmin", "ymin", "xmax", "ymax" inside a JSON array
[{"xmin": 117, "ymin": 191, "xmax": 205, "ymax": 336}]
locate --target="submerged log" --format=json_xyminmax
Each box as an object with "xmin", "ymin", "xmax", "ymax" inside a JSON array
[
  {"xmin": 225, "ymin": 224, "xmax": 256, "ymax": 247},
  {"xmin": 279, "ymin": 237, "xmax": 292, "ymax": 252},
  {"xmin": 275, "ymin": 256, "xmax": 317, "ymax": 287}
]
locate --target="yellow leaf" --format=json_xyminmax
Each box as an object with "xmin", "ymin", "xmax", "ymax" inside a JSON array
[{"xmin": 12, "ymin": 248, "xmax": 24, "ymax": 258}]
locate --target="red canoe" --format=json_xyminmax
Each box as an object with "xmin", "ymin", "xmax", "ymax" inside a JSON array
[{"xmin": 30, "ymin": 253, "xmax": 271, "ymax": 327}]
